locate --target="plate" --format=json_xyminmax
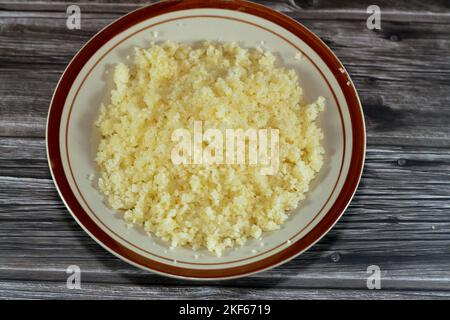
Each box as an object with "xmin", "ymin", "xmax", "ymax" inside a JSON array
[{"xmin": 46, "ymin": 0, "xmax": 365, "ymax": 280}]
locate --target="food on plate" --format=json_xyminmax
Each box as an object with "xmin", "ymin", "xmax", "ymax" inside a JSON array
[{"xmin": 95, "ymin": 41, "xmax": 325, "ymax": 256}]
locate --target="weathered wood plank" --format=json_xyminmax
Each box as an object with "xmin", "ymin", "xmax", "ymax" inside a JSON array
[
  {"xmin": 1, "ymin": 14, "xmax": 450, "ymax": 147},
  {"xmin": 2, "ymin": 255, "xmax": 450, "ymax": 287},
  {"xmin": 0, "ymin": 0, "xmax": 449, "ymax": 16},
  {"xmin": 2, "ymin": 280, "xmax": 450, "ymax": 300},
  {"xmin": 1, "ymin": 0, "xmax": 450, "ymax": 299},
  {"xmin": 1, "ymin": 136, "xmax": 450, "ymax": 297}
]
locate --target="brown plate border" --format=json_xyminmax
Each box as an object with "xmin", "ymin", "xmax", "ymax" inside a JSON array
[{"xmin": 47, "ymin": 0, "xmax": 365, "ymax": 280}]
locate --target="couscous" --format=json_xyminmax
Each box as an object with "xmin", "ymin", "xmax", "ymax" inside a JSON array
[{"xmin": 95, "ymin": 41, "xmax": 325, "ymax": 256}]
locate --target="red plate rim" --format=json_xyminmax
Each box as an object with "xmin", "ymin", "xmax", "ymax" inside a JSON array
[{"xmin": 46, "ymin": 0, "xmax": 366, "ymax": 280}]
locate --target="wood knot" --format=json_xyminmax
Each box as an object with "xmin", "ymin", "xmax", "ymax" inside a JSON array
[
  {"xmin": 330, "ymin": 252, "xmax": 341, "ymax": 263},
  {"xmin": 389, "ymin": 34, "xmax": 400, "ymax": 42}
]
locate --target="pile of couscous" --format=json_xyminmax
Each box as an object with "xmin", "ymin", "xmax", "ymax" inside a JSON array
[{"xmin": 95, "ymin": 41, "xmax": 325, "ymax": 256}]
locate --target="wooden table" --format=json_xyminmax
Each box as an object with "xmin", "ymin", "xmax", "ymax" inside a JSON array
[{"xmin": 1, "ymin": 0, "xmax": 449, "ymax": 299}]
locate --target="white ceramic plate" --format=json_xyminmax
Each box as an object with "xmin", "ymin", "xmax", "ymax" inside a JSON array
[{"xmin": 47, "ymin": 0, "xmax": 365, "ymax": 279}]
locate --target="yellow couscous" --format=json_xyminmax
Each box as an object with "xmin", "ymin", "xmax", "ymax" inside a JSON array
[{"xmin": 95, "ymin": 41, "xmax": 325, "ymax": 256}]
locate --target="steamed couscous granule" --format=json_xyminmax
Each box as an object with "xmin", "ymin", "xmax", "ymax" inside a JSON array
[{"xmin": 95, "ymin": 41, "xmax": 325, "ymax": 256}]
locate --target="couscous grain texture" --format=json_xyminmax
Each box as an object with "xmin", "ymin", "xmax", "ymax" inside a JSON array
[{"xmin": 96, "ymin": 42, "xmax": 325, "ymax": 256}]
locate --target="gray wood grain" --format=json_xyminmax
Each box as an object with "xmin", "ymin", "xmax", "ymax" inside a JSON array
[
  {"xmin": 0, "ymin": 0, "xmax": 450, "ymax": 300},
  {"xmin": 1, "ymin": 3, "xmax": 450, "ymax": 146}
]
